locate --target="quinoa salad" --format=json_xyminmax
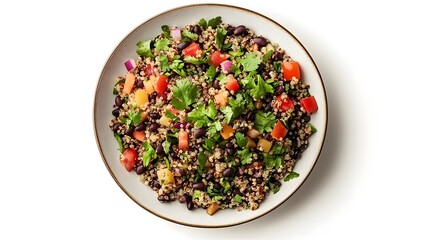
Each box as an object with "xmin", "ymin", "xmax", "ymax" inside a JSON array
[{"xmin": 109, "ymin": 16, "xmax": 319, "ymax": 216}]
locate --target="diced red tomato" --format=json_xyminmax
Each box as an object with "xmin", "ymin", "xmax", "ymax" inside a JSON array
[
  {"xmin": 178, "ymin": 130, "xmax": 189, "ymax": 150},
  {"xmin": 121, "ymin": 148, "xmax": 138, "ymax": 172},
  {"xmin": 158, "ymin": 92, "xmax": 168, "ymax": 102},
  {"xmin": 300, "ymin": 96, "xmax": 318, "ymax": 114},
  {"xmin": 182, "ymin": 42, "xmax": 201, "ymax": 57},
  {"xmin": 225, "ymin": 74, "xmax": 240, "ymax": 93},
  {"xmin": 210, "ymin": 50, "xmax": 228, "ymax": 66},
  {"xmin": 155, "ymin": 75, "xmax": 168, "ymax": 93},
  {"xmin": 282, "ymin": 61, "xmax": 300, "ymax": 81},
  {"xmin": 271, "ymin": 121, "xmax": 288, "ymax": 140},
  {"xmin": 275, "ymin": 96, "xmax": 294, "ymax": 111},
  {"xmin": 144, "ymin": 64, "xmax": 154, "ymax": 76}
]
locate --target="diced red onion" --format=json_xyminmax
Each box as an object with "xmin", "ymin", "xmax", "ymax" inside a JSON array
[
  {"xmin": 173, "ymin": 122, "xmax": 187, "ymax": 129},
  {"xmin": 171, "ymin": 27, "xmax": 182, "ymax": 40},
  {"xmin": 220, "ymin": 60, "xmax": 232, "ymax": 73},
  {"xmin": 124, "ymin": 59, "xmax": 136, "ymax": 71}
]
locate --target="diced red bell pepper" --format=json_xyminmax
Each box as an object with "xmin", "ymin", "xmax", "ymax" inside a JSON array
[
  {"xmin": 155, "ymin": 75, "xmax": 168, "ymax": 93},
  {"xmin": 282, "ymin": 61, "xmax": 300, "ymax": 81},
  {"xmin": 275, "ymin": 96, "xmax": 294, "ymax": 111},
  {"xmin": 225, "ymin": 74, "xmax": 240, "ymax": 93},
  {"xmin": 300, "ymin": 96, "xmax": 318, "ymax": 114},
  {"xmin": 182, "ymin": 42, "xmax": 201, "ymax": 57},
  {"xmin": 121, "ymin": 148, "xmax": 138, "ymax": 172},
  {"xmin": 271, "ymin": 121, "xmax": 288, "ymax": 140},
  {"xmin": 178, "ymin": 130, "xmax": 189, "ymax": 150},
  {"xmin": 210, "ymin": 50, "xmax": 228, "ymax": 66}
]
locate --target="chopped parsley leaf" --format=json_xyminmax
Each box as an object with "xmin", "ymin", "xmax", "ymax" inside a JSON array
[
  {"xmin": 161, "ymin": 25, "xmax": 170, "ymax": 39},
  {"xmin": 136, "ymin": 39, "xmax": 154, "ymax": 58},
  {"xmin": 169, "ymin": 59, "xmax": 187, "ymax": 77},
  {"xmin": 182, "ymin": 29, "xmax": 197, "ymax": 40},
  {"xmin": 164, "ymin": 157, "xmax": 171, "ymax": 170},
  {"xmin": 284, "ymin": 172, "xmax": 300, "ymax": 182},
  {"xmin": 233, "ymin": 194, "xmax": 242, "ymax": 203},
  {"xmin": 208, "ymin": 16, "xmax": 222, "ymax": 28},
  {"xmin": 263, "ymin": 153, "xmax": 283, "ymax": 169},
  {"xmin": 159, "ymin": 54, "xmax": 169, "ymax": 72},
  {"xmin": 206, "ymin": 65, "xmax": 217, "ymax": 83},
  {"xmin": 142, "ymin": 141, "xmax": 157, "ymax": 167},
  {"xmin": 248, "ymin": 75, "xmax": 274, "ymax": 100},
  {"xmin": 197, "ymin": 153, "xmax": 207, "ymax": 175},
  {"xmin": 155, "ymin": 38, "xmax": 170, "ymax": 51},
  {"xmin": 113, "ymin": 132, "xmax": 123, "ymax": 153},
  {"xmin": 184, "ymin": 56, "xmax": 207, "ymax": 65},
  {"xmin": 235, "ymin": 132, "xmax": 248, "ymax": 148},
  {"xmin": 215, "ymin": 27, "xmax": 228, "ymax": 50},
  {"xmin": 238, "ymin": 148, "xmax": 252, "ymax": 165}
]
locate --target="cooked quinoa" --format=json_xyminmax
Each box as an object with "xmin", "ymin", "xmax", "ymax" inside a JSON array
[{"xmin": 109, "ymin": 17, "xmax": 318, "ymax": 215}]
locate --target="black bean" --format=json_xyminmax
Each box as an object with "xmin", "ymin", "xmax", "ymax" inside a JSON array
[
  {"xmin": 191, "ymin": 25, "xmax": 202, "ymax": 35},
  {"xmin": 135, "ymin": 79, "xmax": 144, "ymax": 89},
  {"xmin": 177, "ymin": 41, "xmax": 190, "ymax": 51},
  {"xmin": 264, "ymin": 97, "xmax": 272, "ymax": 103},
  {"xmin": 192, "ymin": 182, "xmax": 205, "ymax": 190},
  {"xmin": 252, "ymin": 37, "xmax": 268, "ymax": 46},
  {"xmin": 125, "ymin": 126, "xmax": 134, "ymax": 136},
  {"xmin": 136, "ymin": 165, "xmax": 144, "ymax": 175},
  {"xmin": 245, "ymin": 111, "xmax": 255, "ymax": 121},
  {"xmin": 112, "ymin": 108, "xmax": 120, "ymax": 117},
  {"xmin": 236, "ymin": 126, "xmax": 248, "ymax": 133},
  {"xmin": 222, "ymin": 168, "xmax": 233, "ymax": 177},
  {"xmin": 149, "ymin": 92, "xmax": 157, "ymax": 101},
  {"xmin": 227, "ymin": 26, "xmax": 235, "ymax": 35},
  {"xmin": 178, "ymin": 195, "xmax": 188, "ymax": 204},
  {"xmin": 271, "ymin": 180, "xmax": 281, "ymax": 190},
  {"xmin": 302, "ymin": 114, "xmax": 311, "ymax": 123},
  {"xmin": 257, "ymin": 63, "xmax": 265, "ymax": 73},
  {"xmin": 264, "ymin": 103, "xmax": 272, "ymax": 112},
  {"xmin": 226, "ymin": 148, "xmax": 236, "ymax": 156},
  {"xmin": 194, "ymin": 128, "xmax": 206, "ymax": 138},
  {"xmin": 274, "ymin": 85, "xmax": 285, "ymax": 96},
  {"xmin": 262, "ymin": 71, "xmax": 270, "ymax": 80},
  {"xmin": 213, "ymin": 182, "xmax": 223, "ymax": 190},
  {"xmin": 272, "ymin": 51, "xmax": 284, "ymax": 61},
  {"xmin": 148, "ymin": 123, "xmax": 159, "ymax": 132},
  {"xmin": 156, "ymin": 144, "xmax": 164, "ymax": 155},
  {"xmin": 112, "ymin": 122, "xmax": 122, "ymax": 132},
  {"xmin": 225, "ymin": 142, "xmax": 234, "ymax": 149},
  {"xmin": 205, "ymin": 173, "xmax": 214, "ymax": 181},
  {"xmin": 263, "ymin": 133, "xmax": 273, "ymax": 141},
  {"xmin": 134, "ymin": 123, "xmax": 145, "ymax": 132},
  {"xmin": 115, "ymin": 95, "xmax": 124, "ymax": 107},
  {"xmin": 149, "ymin": 112, "xmax": 161, "ymax": 119},
  {"xmin": 256, "ymin": 178, "xmax": 263, "ymax": 184},
  {"xmin": 169, "ymin": 151, "xmax": 178, "ymax": 159},
  {"xmin": 153, "ymin": 180, "xmax": 161, "ymax": 189},
  {"xmin": 187, "ymin": 201, "xmax": 194, "ymax": 210},
  {"xmin": 234, "ymin": 25, "xmax": 247, "ymax": 35},
  {"xmin": 157, "ymin": 195, "xmax": 169, "ymax": 202},
  {"xmin": 212, "ymin": 79, "xmax": 220, "ymax": 89},
  {"xmin": 201, "ymin": 64, "xmax": 209, "ymax": 71},
  {"xmin": 232, "ymin": 188, "xmax": 240, "ymax": 196}
]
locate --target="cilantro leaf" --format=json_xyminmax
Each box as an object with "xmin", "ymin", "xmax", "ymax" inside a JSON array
[
  {"xmin": 113, "ymin": 132, "xmax": 124, "ymax": 153},
  {"xmin": 263, "ymin": 153, "xmax": 283, "ymax": 169},
  {"xmin": 235, "ymin": 133, "xmax": 248, "ymax": 148},
  {"xmin": 171, "ymin": 79, "xmax": 200, "ymax": 110},
  {"xmin": 208, "ymin": 16, "xmax": 221, "ymax": 28},
  {"xmin": 221, "ymin": 93, "xmax": 245, "ymax": 124},
  {"xmin": 162, "ymin": 140, "xmax": 171, "ymax": 154},
  {"xmin": 136, "ymin": 40, "xmax": 154, "ymax": 58},
  {"xmin": 233, "ymin": 194, "xmax": 242, "ymax": 203},
  {"xmin": 272, "ymin": 143, "xmax": 288, "ymax": 155},
  {"xmin": 207, "ymin": 121, "xmax": 222, "ymax": 137},
  {"xmin": 228, "ymin": 49, "xmax": 244, "ymax": 59},
  {"xmin": 161, "ymin": 25, "xmax": 170, "ymax": 39},
  {"xmin": 242, "ymin": 93, "xmax": 255, "ymax": 110},
  {"xmin": 269, "ymin": 181, "xmax": 281, "ymax": 194},
  {"xmin": 205, "ymin": 101, "xmax": 218, "ymax": 120},
  {"xmin": 307, "ymin": 123, "xmax": 317, "ymax": 133},
  {"xmin": 273, "ymin": 61, "xmax": 282, "ymax": 73},
  {"xmin": 240, "ymin": 72, "xmax": 257, "ymax": 90},
  {"xmin": 155, "ymin": 38, "xmax": 170, "ymax": 51},
  {"xmin": 197, "ymin": 153, "xmax": 207, "ymax": 175},
  {"xmin": 284, "ymin": 172, "xmax": 300, "ymax": 182},
  {"xmin": 187, "ymin": 101, "xmax": 218, "ymax": 127},
  {"xmin": 199, "ymin": 18, "xmax": 207, "ymax": 29},
  {"xmin": 169, "ymin": 59, "xmax": 187, "ymax": 77},
  {"xmin": 262, "ymin": 50, "xmax": 274, "ymax": 62},
  {"xmin": 164, "ymin": 157, "xmax": 171, "ymax": 170},
  {"xmin": 206, "ymin": 65, "xmax": 217, "ymax": 82},
  {"xmin": 142, "ymin": 141, "xmax": 157, "ymax": 167},
  {"xmin": 184, "ymin": 56, "xmax": 207, "ymax": 65},
  {"xmin": 222, "ymin": 180, "xmax": 231, "ymax": 193},
  {"xmin": 220, "ymin": 106, "xmax": 233, "ymax": 124},
  {"xmin": 215, "ymin": 27, "xmax": 227, "ymax": 50},
  {"xmin": 238, "ymin": 148, "xmax": 252, "ymax": 165},
  {"xmin": 122, "ymin": 105, "xmax": 142, "ymax": 127},
  {"xmin": 237, "ymin": 53, "xmax": 261, "ymax": 72},
  {"xmin": 165, "ymin": 110, "xmax": 178, "ymax": 121},
  {"xmin": 248, "ymin": 75, "xmax": 274, "ymax": 100},
  {"xmin": 254, "ymin": 111, "xmax": 276, "ymax": 133},
  {"xmin": 182, "ymin": 29, "xmax": 197, "ymax": 40},
  {"xmin": 203, "ymin": 138, "xmax": 215, "ymax": 153},
  {"xmin": 159, "ymin": 54, "xmax": 169, "ymax": 72}
]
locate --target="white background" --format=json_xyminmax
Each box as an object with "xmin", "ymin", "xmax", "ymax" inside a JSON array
[{"xmin": 1, "ymin": 0, "xmax": 427, "ymax": 239}]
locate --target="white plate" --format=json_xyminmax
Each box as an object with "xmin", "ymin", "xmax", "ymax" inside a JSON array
[{"xmin": 94, "ymin": 4, "xmax": 327, "ymax": 228}]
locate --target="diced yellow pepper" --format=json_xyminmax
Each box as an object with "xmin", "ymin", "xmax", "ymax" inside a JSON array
[{"xmin": 220, "ymin": 124, "xmax": 235, "ymax": 139}]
